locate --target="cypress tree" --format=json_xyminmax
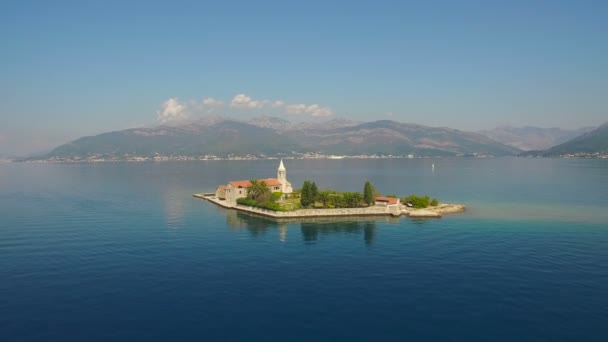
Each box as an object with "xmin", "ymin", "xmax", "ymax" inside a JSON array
[
  {"xmin": 310, "ymin": 182, "xmax": 318, "ymax": 205},
  {"xmin": 300, "ymin": 181, "xmax": 312, "ymax": 208},
  {"xmin": 364, "ymin": 181, "xmax": 375, "ymax": 206}
]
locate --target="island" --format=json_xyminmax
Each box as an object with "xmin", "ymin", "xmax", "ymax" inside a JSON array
[{"xmin": 194, "ymin": 160, "xmax": 465, "ymax": 219}]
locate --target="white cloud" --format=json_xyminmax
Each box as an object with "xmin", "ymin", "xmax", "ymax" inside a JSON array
[
  {"xmin": 230, "ymin": 94, "xmax": 266, "ymax": 109},
  {"xmin": 285, "ymin": 103, "xmax": 334, "ymax": 117},
  {"xmin": 157, "ymin": 94, "xmax": 335, "ymax": 122},
  {"xmin": 203, "ymin": 97, "xmax": 224, "ymax": 107},
  {"xmin": 157, "ymin": 98, "xmax": 188, "ymax": 124}
]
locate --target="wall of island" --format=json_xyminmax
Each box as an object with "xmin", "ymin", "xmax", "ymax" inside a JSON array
[{"xmin": 193, "ymin": 193, "xmax": 465, "ymax": 219}]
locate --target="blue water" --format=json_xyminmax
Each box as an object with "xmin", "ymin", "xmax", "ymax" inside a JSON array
[{"xmin": 1, "ymin": 158, "xmax": 607, "ymax": 341}]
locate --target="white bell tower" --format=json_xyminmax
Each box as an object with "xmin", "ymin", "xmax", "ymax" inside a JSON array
[
  {"xmin": 277, "ymin": 159, "xmax": 286, "ymax": 183},
  {"xmin": 276, "ymin": 159, "xmax": 293, "ymax": 194}
]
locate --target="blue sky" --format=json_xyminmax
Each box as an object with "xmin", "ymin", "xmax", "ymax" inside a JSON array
[{"xmin": 1, "ymin": 0, "xmax": 607, "ymax": 155}]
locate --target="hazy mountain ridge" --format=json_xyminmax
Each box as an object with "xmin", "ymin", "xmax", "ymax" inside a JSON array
[
  {"xmin": 522, "ymin": 122, "xmax": 608, "ymax": 156},
  {"xmin": 247, "ymin": 116, "xmax": 361, "ymax": 131},
  {"xmin": 478, "ymin": 126, "xmax": 594, "ymax": 151},
  {"xmin": 290, "ymin": 120, "xmax": 519, "ymax": 156},
  {"xmin": 30, "ymin": 117, "xmax": 521, "ymax": 160},
  {"xmin": 46, "ymin": 120, "xmax": 301, "ymax": 159}
]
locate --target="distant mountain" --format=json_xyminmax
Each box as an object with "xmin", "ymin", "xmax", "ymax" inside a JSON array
[
  {"xmin": 288, "ymin": 120, "xmax": 519, "ymax": 156},
  {"xmin": 30, "ymin": 117, "xmax": 520, "ymax": 161},
  {"xmin": 44, "ymin": 120, "xmax": 301, "ymax": 159},
  {"xmin": 246, "ymin": 116, "xmax": 293, "ymax": 130},
  {"xmin": 525, "ymin": 122, "xmax": 608, "ymax": 156},
  {"xmin": 478, "ymin": 126, "xmax": 594, "ymax": 151},
  {"xmin": 247, "ymin": 116, "xmax": 360, "ymax": 131}
]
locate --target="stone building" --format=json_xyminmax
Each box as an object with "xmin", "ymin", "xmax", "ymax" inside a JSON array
[
  {"xmin": 215, "ymin": 159, "xmax": 293, "ymax": 206},
  {"xmin": 374, "ymin": 196, "xmax": 400, "ymax": 209}
]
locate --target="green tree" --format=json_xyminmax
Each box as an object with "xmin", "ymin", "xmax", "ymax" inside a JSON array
[
  {"xmin": 352, "ymin": 192, "xmax": 363, "ymax": 208},
  {"xmin": 363, "ymin": 181, "xmax": 375, "ymax": 206},
  {"xmin": 342, "ymin": 192, "xmax": 363, "ymax": 208},
  {"xmin": 311, "ymin": 182, "xmax": 319, "ymax": 206},
  {"xmin": 331, "ymin": 193, "xmax": 345, "ymax": 208},
  {"xmin": 300, "ymin": 180, "xmax": 313, "ymax": 208},
  {"xmin": 248, "ymin": 179, "xmax": 271, "ymax": 203},
  {"xmin": 317, "ymin": 190, "xmax": 332, "ymax": 208},
  {"xmin": 402, "ymin": 194, "xmax": 430, "ymax": 208}
]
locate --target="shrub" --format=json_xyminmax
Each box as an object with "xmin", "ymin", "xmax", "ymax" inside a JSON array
[
  {"xmin": 402, "ymin": 194, "xmax": 430, "ymax": 208},
  {"xmin": 271, "ymin": 192, "xmax": 283, "ymax": 201},
  {"xmin": 237, "ymin": 197, "xmax": 257, "ymax": 206},
  {"xmin": 237, "ymin": 197, "xmax": 286, "ymax": 211},
  {"xmin": 430, "ymin": 198, "xmax": 439, "ymax": 206}
]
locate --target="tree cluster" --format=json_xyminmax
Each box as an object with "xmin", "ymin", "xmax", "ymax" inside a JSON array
[
  {"xmin": 300, "ymin": 180, "xmax": 318, "ymax": 208},
  {"xmin": 401, "ymin": 195, "xmax": 439, "ymax": 208},
  {"xmin": 236, "ymin": 179, "xmax": 285, "ymax": 211},
  {"xmin": 300, "ymin": 181, "xmax": 377, "ymax": 209}
]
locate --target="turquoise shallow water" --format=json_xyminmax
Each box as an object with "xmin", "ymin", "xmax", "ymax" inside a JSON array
[{"xmin": 1, "ymin": 158, "xmax": 607, "ymax": 341}]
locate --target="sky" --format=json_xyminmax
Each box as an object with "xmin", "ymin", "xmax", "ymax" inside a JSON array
[{"xmin": 1, "ymin": 0, "xmax": 607, "ymax": 156}]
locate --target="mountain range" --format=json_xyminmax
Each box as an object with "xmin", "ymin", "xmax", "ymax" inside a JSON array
[
  {"xmin": 522, "ymin": 122, "xmax": 608, "ymax": 156},
  {"xmin": 31, "ymin": 116, "xmax": 519, "ymax": 160},
  {"xmin": 24, "ymin": 116, "xmax": 607, "ymax": 161},
  {"xmin": 477, "ymin": 126, "xmax": 594, "ymax": 151}
]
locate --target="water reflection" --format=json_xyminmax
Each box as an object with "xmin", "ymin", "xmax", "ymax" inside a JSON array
[
  {"xmin": 226, "ymin": 210, "xmax": 276, "ymax": 237},
  {"xmin": 226, "ymin": 210, "xmax": 401, "ymax": 245},
  {"xmin": 164, "ymin": 191, "xmax": 188, "ymax": 227},
  {"xmin": 301, "ymin": 221, "xmax": 377, "ymax": 244}
]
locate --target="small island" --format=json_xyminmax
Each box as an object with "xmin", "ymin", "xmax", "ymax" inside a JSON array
[{"xmin": 194, "ymin": 160, "xmax": 465, "ymax": 219}]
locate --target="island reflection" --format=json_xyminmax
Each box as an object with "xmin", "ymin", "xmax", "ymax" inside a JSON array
[{"xmin": 225, "ymin": 209, "xmax": 403, "ymax": 245}]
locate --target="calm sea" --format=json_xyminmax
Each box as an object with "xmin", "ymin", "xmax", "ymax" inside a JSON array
[{"xmin": 1, "ymin": 158, "xmax": 607, "ymax": 341}]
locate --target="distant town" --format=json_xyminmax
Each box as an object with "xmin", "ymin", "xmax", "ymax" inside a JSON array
[
  {"xmin": 18, "ymin": 152, "xmax": 524, "ymax": 163},
  {"xmin": 14, "ymin": 151, "xmax": 608, "ymax": 163}
]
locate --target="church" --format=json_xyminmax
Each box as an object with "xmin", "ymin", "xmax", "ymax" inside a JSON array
[{"xmin": 215, "ymin": 159, "xmax": 293, "ymax": 206}]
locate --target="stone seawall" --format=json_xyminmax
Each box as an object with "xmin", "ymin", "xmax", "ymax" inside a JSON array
[
  {"xmin": 233, "ymin": 204, "xmax": 399, "ymax": 219},
  {"xmin": 193, "ymin": 193, "xmax": 465, "ymax": 219}
]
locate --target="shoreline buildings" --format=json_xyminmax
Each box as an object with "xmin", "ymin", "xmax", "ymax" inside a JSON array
[{"xmin": 215, "ymin": 159, "xmax": 294, "ymax": 206}]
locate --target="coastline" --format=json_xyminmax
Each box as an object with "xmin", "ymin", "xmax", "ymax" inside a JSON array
[{"xmin": 193, "ymin": 193, "xmax": 465, "ymax": 220}]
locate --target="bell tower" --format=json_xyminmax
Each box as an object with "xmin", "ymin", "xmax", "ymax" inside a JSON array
[{"xmin": 277, "ymin": 159, "xmax": 286, "ymax": 184}]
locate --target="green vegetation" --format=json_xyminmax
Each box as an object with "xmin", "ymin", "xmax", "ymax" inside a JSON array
[
  {"xmin": 401, "ymin": 195, "xmax": 429, "ymax": 208},
  {"xmin": 401, "ymin": 194, "xmax": 440, "ymax": 208},
  {"xmin": 300, "ymin": 181, "xmax": 372, "ymax": 209},
  {"xmin": 235, "ymin": 179, "xmax": 286, "ymax": 211},
  {"xmin": 236, "ymin": 197, "xmax": 286, "ymax": 211},
  {"xmin": 300, "ymin": 180, "xmax": 316, "ymax": 208},
  {"xmin": 247, "ymin": 179, "xmax": 271, "ymax": 202},
  {"xmin": 238, "ymin": 178, "xmax": 442, "ymax": 212},
  {"xmin": 363, "ymin": 181, "xmax": 375, "ymax": 206},
  {"xmin": 317, "ymin": 190, "xmax": 332, "ymax": 208}
]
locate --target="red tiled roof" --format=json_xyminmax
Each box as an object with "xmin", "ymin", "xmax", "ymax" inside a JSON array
[
  {"xmin": 228, "ymin": 178, "xmax": 282, "ymax": 188},
  {"xmin": 261, "ymin": 178, "xmax": 282, "ymax": 187},
  {"xmin": 217, "ymin": 185, "xmax": 226, "ymax": 191},
  {"xmin": 229, "ymin": 180, "xmax": 252, "ymax": 188},
  {"xmin": 375, "ymin": 196, "xmax": 399, "ymax": 205}
]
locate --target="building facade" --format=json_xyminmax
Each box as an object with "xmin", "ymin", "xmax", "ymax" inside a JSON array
[{"xmin": 215, "ymin": 159, "xmax": 293, "ymax": 206}]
